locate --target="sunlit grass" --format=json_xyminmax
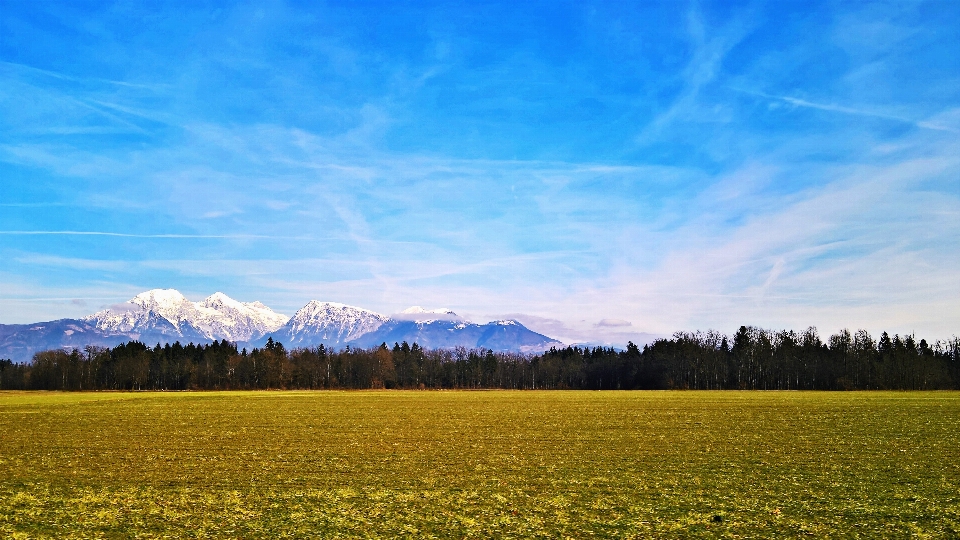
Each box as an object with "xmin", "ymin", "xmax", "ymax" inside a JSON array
[{"xmin": 1, "ymin": 390, "xmax": 958, "ymax": 537}]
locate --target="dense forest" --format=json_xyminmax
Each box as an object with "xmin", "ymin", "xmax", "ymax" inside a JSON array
[{"xmin": 1, "ymin": 326, "xmax": 958, "ymax": 391}]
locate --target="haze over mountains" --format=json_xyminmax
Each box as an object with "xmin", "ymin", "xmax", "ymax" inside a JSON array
[{"xmin": 0, "ymin": 289, "xmax": 562, "ymax": 362}]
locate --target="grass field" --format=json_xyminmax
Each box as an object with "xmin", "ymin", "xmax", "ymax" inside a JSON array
[{"xmin": 0, "ymin": 391, "xmax": 958, "ymax": 538}]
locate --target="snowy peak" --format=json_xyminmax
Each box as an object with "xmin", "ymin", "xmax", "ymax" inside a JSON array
[
  {"xmin": 192, "ymin": 292, "xmax": 289, "ymax": 342},
  {"xmin": 291, "ymin": 301, "xmax": 385, "ymax": 321},
  {"xmin": 271, "ymin": 301, "xmax": 387, "ymax": 346},
  {"xmin": 130, "ymin": 289, "xmax": 195, "ymax": 326},
  {"xmin": 132, "ymin": 288, "xmax": 188, "ymax": 306},
  {"xmin": 395, "ymin": 305, "xmax": 463, "ymax": 322},
  {"xmin": 199, "ymin": 291, "xmax": 244, "ymax": 310},
  {"xmin": 84, "ymin": 289, "xmax": 288, "ymax": 342},
  {"xmin": 2, "ymin": 289, "xmax": 569, "ymax": 362},
  {"xmin": 84, "ymin": 288, "xmax": 194, "ymax": 334},
  {"xmin": 69, "ymin": 290, "xmax": 564, "ymax": 354},
  {"xmin": 287, "ymin": 301, "xmax": 387, "ymax": 334},
  {"xmin": 348, "ymin": 317, "xmax": 562, "ymax": 352},
  {"xmin": 401, "ymin": 306, "xmax": 456, "ymax": 315}
]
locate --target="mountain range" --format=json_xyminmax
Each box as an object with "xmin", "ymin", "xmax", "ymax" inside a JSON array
[{"xmin": 0, "ymin": 289, "xmax": 562, "ymax": 362}]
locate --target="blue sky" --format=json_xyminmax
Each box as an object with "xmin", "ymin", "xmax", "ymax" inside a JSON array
[{"xmin": 1, "ymin": 0, "xmax": 958, "ymax": 344}]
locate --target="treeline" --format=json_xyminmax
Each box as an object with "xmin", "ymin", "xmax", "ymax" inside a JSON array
[
  {"xmin": 521, "ymin": 328, "xmax": 959, "ymax": 391},
  {"xmin": 1, "ymin": 327, "xmax": 958, "ymax": 391}
]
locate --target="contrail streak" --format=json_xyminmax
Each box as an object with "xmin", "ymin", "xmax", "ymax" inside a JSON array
[
  {"xmin": 0, "ymin": 231, "xmax": 311, "ymax": 240},
  {"xmin": 732, "ymin": 88, "xmax": 959, "ymax": 133}
]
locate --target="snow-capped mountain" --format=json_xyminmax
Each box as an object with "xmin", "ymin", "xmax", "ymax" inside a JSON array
[
  {"xmin": 351, "ymin": 318, "xmax": 562, "ymax": 353},
  {"xmin": 84, "ymin": 289, "xmax": 199, "ymax": 334},
  {"xmin": 194, "ymin": 292, "xmax": 289, "ymax": 342},
  {"xmin": 0, "ymin": 290, "xmax": 565, "ymax": 362},
  {"xmin": 263, "ymin": 301, "xmax": 388, "ymax": 347},
  {"xmin": 258, "ymin": 302, "xmax": 560, "ymax": 352},
  {"xmin": 394, "ymin": 306, "xmax": 463, "ymax": 322},
  {"xmin": 83, "ymin": 289, "xmax": 289, "ymax": 342}
]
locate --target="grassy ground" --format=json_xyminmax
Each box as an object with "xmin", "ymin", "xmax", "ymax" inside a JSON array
[{"xmin": 0, "ymin": 390, "xmax": 958, "ymax": 538}]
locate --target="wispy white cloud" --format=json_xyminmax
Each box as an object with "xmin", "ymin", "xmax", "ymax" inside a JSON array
[
  {"xmin": 1, "ymin": 1, "xmax": 957, "ymax": 343},
  {"xmin": 738, "ymin": 89, "xmax": 960, "ymax": 133},
  {"xmin": 3, "ymin": 116, "xmax": 957, "ymax": 338},
  {"xmin": 597, "ymin": 319, "xmax": 632, "ymax": 328},
  {"xmin": 585, "ymin": 151, "xmax": 960, "ymax": 338},
  {"xmin": 0, "ymin": 60, "xmax": 171, "ymax": 90},
  {"xmin": 14, "ymin": 255, "xmax": 129, "ymax": 272},
  {"xmin": 635, "ymin": 3, "xmax": 758, "ymax": 144},
  {"xmin": 0, "ymin": 231, "xmax": 312, "ymax": 239},
  {"xmin": 0, "ymin": 202, "xmax": 73, "ymax": 207}
]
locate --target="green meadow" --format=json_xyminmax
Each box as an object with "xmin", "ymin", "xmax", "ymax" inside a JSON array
[{"xmin": 1, "ymin": 391, "xmax": 958, "ymax": 538}]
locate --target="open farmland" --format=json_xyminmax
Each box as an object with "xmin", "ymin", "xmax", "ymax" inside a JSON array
[{"xmin": 1, "ymin": 391, "xmax": 958, "ymax": 538}]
